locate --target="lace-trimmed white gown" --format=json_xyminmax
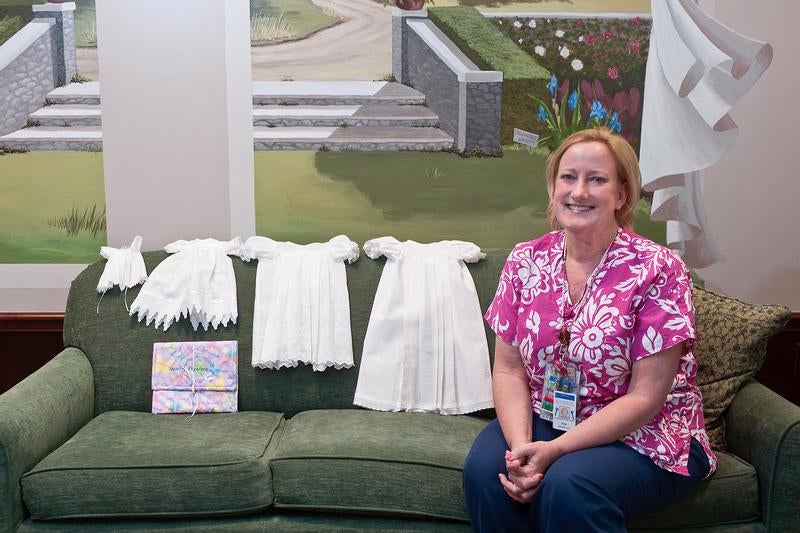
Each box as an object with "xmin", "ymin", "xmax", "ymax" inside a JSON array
[
  {"xmin": 129, "ymin": 238, "xmax": 245, "ymax": 331},
  {"xmin": 354, "ymin": 237, "xmax": 494, "ymax": 415},
  {"xmin": 97, "ymin": 235, "xmax": 147, "ymax": 295},
  {"xmin": 246, "ymin": 235, "xmax": 359, "ymax": 372}
]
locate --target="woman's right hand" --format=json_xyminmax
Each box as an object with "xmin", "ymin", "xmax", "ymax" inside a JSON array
[{"xmin": 499, "ymin": 455, "xmax": 544, "ymax": 504}]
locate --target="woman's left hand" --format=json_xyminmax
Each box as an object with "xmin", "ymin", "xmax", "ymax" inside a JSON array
[{"xmin": 507, "ymin": 440, "xmax": 564, "ymax": 479}]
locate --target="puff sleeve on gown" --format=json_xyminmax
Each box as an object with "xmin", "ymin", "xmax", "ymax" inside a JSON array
[
  {"xmin": 246, "ymin": 235, "xmax": 359, "ymax": 371},
  {"xmin": 354, "ymin": 238, "xmax": 493, "ymax": 414},
  {"xmin": 129, "ymin": 237, "xmax": 245, "ymax": 331}
]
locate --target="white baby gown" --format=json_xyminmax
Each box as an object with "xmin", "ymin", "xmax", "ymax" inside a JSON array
[
  {"xmin": 246, "ymin": 235, "xmax": 359, "ymax": 371},
  {"xmin": 354, "ymin": 237, "xmax": 494, "ymax": 415},
  {"xmin": 129, "ymin": 237, "xmax": 245, "ymax": 331},
  {"xmin": 96, "ymin": 235, "xmax": 148, "ymax": 310}
]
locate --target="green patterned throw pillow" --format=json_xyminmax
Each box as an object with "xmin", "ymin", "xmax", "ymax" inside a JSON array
[{"xmin": 692, "ymin": 286, "xmax": 791, "ymax": 451}]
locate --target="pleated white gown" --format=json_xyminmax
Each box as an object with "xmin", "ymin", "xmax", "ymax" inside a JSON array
[{"xmin": 354, "ymin": 237, "xmax": 494, "ymax": 414}]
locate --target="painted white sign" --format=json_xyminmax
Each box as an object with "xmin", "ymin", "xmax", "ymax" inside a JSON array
[{"xmin": 513, "ymin": 128, "xmax": 539, "ymax": 148}]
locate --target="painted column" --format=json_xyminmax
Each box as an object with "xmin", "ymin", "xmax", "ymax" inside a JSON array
[
  {"xmin": 392, "ymin": 9, "xmax": 428, "ymax": 84},
  {"xmin": 96, "ymin": 0, "xmax": 255, "ymax": 248},
  {"xmin": 32, "ymin": 1, "xmax": 76, "ymax": 86}
]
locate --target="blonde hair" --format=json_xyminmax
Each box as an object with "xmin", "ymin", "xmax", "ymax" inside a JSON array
[{"xmin": 544, "ymin": 128, "xmax": 641, "ymax": 229}]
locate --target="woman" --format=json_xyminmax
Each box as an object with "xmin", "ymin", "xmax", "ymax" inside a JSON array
[{"xmin": 462, "ymin": 128, "xmax": 716, "ymax": 532}]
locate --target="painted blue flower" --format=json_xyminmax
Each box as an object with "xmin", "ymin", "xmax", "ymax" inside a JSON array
[
  {"xmin": 536, "ymin": 105, "xmax": 548, "ymax": 123},
  {"xmin": 547, "ymin": 73, "xmax": 558, "ymax": 98},
  {"xmin": 567, "ymin": 89, "xmax": 578, "ymax": 111},
  {"xmin": 608, "ymin": 112, "xmax": 622, "ymax": 133},
  {"xmin": 588, "ymin": 100, "xmax": 607, "ymax": 123}
]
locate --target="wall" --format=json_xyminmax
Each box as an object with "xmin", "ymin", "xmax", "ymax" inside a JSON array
[
  {"xmin": 96, "ymin": 0, "xmax": 254, "ymax": 249},
  {"xmin": 696, "ymin": 0, "xmax": 800, "ymax": 310}
]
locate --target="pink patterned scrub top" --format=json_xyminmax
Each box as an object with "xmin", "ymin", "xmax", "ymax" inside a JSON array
[{"xmin": 485, "ymin": 227, "xmax": 717, "ymax": 477}]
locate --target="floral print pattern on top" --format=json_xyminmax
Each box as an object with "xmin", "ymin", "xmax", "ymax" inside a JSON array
[{"xmin": 484, "ymin": 227, "xmax": 717, "ymax": 477}]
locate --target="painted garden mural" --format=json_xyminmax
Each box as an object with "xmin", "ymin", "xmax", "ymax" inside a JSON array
[{"xmin": 0, "ymin": 0, "xmax": 657, "ymax": 267}]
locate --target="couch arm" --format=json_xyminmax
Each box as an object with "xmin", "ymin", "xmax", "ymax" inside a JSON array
[
  {"xmin": 0, "ymin": 347, "xmax": 94, "ymax": 533},
  {"xmin": 725, "ymin": 380, "xmax": 800, "ymax": 533}
]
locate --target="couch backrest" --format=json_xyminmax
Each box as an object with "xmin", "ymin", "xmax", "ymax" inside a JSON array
[{"xmin": 63, "ymin": 249, "xmax": 508, "ymax": 416}]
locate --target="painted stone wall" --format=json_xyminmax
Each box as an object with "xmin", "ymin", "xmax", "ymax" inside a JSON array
[{"xmin": 0, "ymin": 21, "xmax": 55, "ymax": 137}]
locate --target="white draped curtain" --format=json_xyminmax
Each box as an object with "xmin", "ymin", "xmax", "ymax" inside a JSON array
[{"xmin": 639, "ymin": 0, "xmax": 772, "ymax": 268}]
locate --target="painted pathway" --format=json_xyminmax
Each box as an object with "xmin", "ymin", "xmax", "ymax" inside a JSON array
[{"xmin": 75, "ymin": 0, "xmax": 392, "ymax": 81}]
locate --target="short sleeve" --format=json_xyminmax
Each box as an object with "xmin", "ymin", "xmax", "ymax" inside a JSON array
[
  {"xmin": 223, "ymin": 237, "xmax": 247, "ymax": 261},
  {"xmin": 99, "ymin": 246, "xmax": 117, "ymax": 261},
  {"xmin": 630, "ymin": 253, "xmax": 696, "ymax": 362},
  {"xmin": 164, "ymin": 240, "xmax": 189, "ymax": 254},
  {"xmin": 484, "ymin": 250, "xmax": 522, "ymax": 347},
  {"xmin": 447, "ymin": 240, "xmax": 486, "ymax": 263},
  {"xmin": 328, "ymin": 235, "xmax": 360, "ymax": 263},
  {"xmin": 244, "ymin": 236, "xmax": 280, "ymax": 261},
  {"xmin": 363, "ymin": 237, "xmax": 403, "ymax": 261}
]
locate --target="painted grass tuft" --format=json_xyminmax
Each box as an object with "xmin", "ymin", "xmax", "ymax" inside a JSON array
[
  {"xmin": 251, "ymin": 10, "xmax": 295, "ymax": 42},
  {"xmin": 47, "ymin": 203, "xmax": 106, "ymax": 238}
]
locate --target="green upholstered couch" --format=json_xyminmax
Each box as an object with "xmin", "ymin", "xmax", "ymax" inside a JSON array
[{"xmin": 1, "ymin": 250, "xmax": 798, "ymax": 533}]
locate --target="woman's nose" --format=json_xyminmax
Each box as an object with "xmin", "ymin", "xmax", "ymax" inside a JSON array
[{"xmin": 572, "ymin": 178, "xmax": 589, "ymax": 199}]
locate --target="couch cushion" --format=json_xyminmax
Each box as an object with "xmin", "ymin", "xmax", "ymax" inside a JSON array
[
  {"xmin": 628, "ymin": 451, "xmax": 760, "ymax": 529},
  {"xmin": 270, "ymin": 409, "xmax": 487, "ymax": 521},
  {"xmin": 272, "ymin": 410, "xmax": 759, "ymax": 528},
  {"xmin": 21, "ymin": 411, "xmax": 284, "ymax": 520},
  {"xmin": 693, "ymin": 286, "xmax": 791, "ymax": 450}
]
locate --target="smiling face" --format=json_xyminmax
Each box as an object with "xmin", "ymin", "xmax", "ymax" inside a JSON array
[{"xmin": 551, "ymin": 141, "xmax": 627, "ymax": 238}]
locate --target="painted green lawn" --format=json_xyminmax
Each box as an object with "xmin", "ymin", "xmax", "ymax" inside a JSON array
[
  {"xmin": 0, "ymin": 149, "xmax": 664, "ymax": 263},
  {"xmin": 0, "ymin": 152, "xmax": 106, "ymax": 263},
  {"xmin": 256, "ymin": 150, "xmax": 665, "ymax": 248}
]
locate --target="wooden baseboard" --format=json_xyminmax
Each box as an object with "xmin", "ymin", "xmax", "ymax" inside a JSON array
[
  {"xmin": 0, "ymin": 313, "xmax": 64, "ymax": 332},
  {"xmin": 0, "ymin": 313, "xmax": 65, "ymax": 394}
]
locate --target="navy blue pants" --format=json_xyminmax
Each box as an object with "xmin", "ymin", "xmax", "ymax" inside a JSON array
[{"xmin": 463, "ymin": 416, "xmax": 709, "ymax": 533}]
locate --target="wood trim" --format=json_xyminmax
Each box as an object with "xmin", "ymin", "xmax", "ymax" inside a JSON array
[{"xmin": 0, "ymin": 313, "xmax": 64, "ymax": 332}]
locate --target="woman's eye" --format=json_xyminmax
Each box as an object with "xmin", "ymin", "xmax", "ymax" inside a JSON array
[
  {"xmin": 590, "ymin": 176, "xmax": 607, "ymax": 183},
  {"xmin": 560, "ymin": 174, "xmax": 575, "ymax": 181}
]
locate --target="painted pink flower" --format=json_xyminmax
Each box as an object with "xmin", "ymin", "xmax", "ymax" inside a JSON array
[
  {"xmin": 574, "ymin": 18, "xmax": 584, "ymax": 26},
  {"xmin": 632, "ymin": 16, "xmax": 641, "ymax": 27},
  {"xmin": 602, "ymin": 29, "xmax": 614, "ymax": 41},
  {"xmin": 608, "ymin": 66, "xmax": 619, "ymax": 80},
  {"xmin": 584, "ymin": 33, "xmax": 596, "ymax": 46},
  {"xmin": 629, "ymin": 40, "xmax": 641, "ymax": 55}
]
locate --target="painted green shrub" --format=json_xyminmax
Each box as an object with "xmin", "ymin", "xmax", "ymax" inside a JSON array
[
  {"xmin": 0, "ymin": 15, "xmax": 24, "ymax": 46},
  {"xmin": 428, "ymin": 6, "xmax": 550, "ymax": 145}
]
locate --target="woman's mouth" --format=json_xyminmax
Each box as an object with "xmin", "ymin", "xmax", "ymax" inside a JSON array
[{"xmin": 565, "ymin": 204, "xmax": 593, "ymax": 213}]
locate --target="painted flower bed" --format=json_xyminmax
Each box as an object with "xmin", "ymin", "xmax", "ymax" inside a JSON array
[{"xmin": 493, "ymin": 14, "xmax": 651, "ymax": 150}]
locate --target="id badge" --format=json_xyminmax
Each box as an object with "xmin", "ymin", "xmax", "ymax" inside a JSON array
[
  {"xmin": 540, "ymin": 362, "xmax": 580, "ymax": 427},
  {"xmin": 552, "ymin": 391, "xmax": 577, "ymax": 430}
]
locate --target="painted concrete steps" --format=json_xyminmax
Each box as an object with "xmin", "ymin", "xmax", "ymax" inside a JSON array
[
  {"xmin": 0, "ymin": 126, "xmax": 103, "ymax": 151},
  {"xmin": 45, "ymin": 81, "xmax": 426, "ymax": 106},
  {"xmin": 252, "ymin": 81, "xmax": 426, "ymax": 105},
  {"xmin": 0, "ymin": 126, "xmax": 454, "ymax": 152},
  {"xmin": 253, "ymin": 126, "xmax": 453, "ymax": 151},
  {"xmin": 45, "ymin": 83, "xmax": 101, "ymax": 105},
  {"xmin": 3, "ymin": 81, "xmax": 452, "ymax": 151},
  {"xmin": 29, "ymin": 105, "xmax": 101, "ymax": 126},
  {"xmin": 253, "ymin": 104, "xmax": 438, "ymax": 127},
  {"xmin": 31, "ymin": 103, "xmax": 439, "ymax": 128}
]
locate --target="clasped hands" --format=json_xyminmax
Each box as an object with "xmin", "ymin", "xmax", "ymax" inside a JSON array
[{"xmin": 498, "ymin": 440, "xmax": 563, "ymax": 504}]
